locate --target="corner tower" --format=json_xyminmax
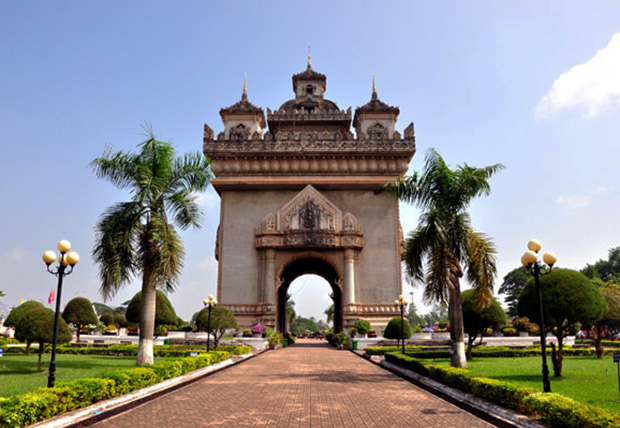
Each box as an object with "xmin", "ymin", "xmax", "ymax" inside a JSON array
[{"xmin": 203, "ymin": 63, "xmax": 416, "ymax": 332}]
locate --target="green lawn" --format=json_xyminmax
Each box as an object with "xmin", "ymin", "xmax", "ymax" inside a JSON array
[
  {"xmin": 434, "ymin": 355, "xmax": 620, "ymax": 414},
  {"xmin": 0, "ymin": 353, "xmax": 176, "ymax": 397}
]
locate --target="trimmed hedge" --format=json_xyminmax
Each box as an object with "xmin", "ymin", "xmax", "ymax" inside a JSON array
[
  {"xmin": 365, "ymin": 345, "xmax": 616, "ymax": 358},
  {"xmin": 575, "ymin": 339, "xmax": 620, "ymax": 348},
  {"xmin": 384, "ymin": 352, "xmax": 620, "ymax": 428},
  {"xmin": 0, "ymin": 351, "xmax": 229, "ymax": 427},
  {"xmin": 4, "ymin": 344, "xmax": 251, "ymax": 357}
]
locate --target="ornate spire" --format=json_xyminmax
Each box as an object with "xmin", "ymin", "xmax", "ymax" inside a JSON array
[
  {"xmin": 372, "ymin": 73, "xmax": 377, "ymax": 100},
  {"xmin": 308, "ymin": 47, "xmax": 312, "ymax": 69},
  {"xmin": 241, "ymin": 73, "xmax": 248, "ymax": 101}
]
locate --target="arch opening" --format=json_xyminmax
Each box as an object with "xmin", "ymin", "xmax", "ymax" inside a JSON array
[{"xmin": 277, "ymin": 257, "xmax": 343, "ymax": 334}]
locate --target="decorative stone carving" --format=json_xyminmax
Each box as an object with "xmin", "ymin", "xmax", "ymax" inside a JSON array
[
  {"xmin": 278, "ymin": 185, "xmax": 341, "ymax": 231},
  {"xmin": 368, "ymin": 123, "xmax": 388, "ymax": 140},
  {"xmin": 203, "ymin": 124, "xmax": 214, "ymax": 140},
  {"xmin": 229, "ymin": 124, "xmax": 249, "ymax": 141},
  {"xmin": 404, "ymin": 122, "xmax": 415, "ymax": 138},
  {"xmin": 343, "ymin": 212, "xmax": 361, "ymax": 232}
]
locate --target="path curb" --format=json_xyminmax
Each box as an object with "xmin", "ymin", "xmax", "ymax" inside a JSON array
[
  {"xmin": 29, "ymin": 352, "xmax": 260, "ymax": 428},
  {"xmin": 378, "ymin": 358, "xmax": 545, "ymax": 428}
]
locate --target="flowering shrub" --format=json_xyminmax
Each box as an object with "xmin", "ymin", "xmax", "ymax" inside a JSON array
[
  {"xmin": 421, "ymin": 327, "xmax": 435, "ymax": 333},
  {"xmin": 251, "ymin": 324, "xmax": 267, "ymax": 334},
  {"xmin": 512, "ymin": 317, "xmax": 533, "ymax": 332}
]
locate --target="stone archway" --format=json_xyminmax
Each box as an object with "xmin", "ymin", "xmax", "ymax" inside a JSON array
[{"xmin": 277, "ymin": 256, "xmax": 343, "ymax": 333}]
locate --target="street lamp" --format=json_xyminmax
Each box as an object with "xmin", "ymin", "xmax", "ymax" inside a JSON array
[
  {"xmin": 521, "ymin": 239, "xmax": 557, "ymax": 393},
  {"xmin": 203, "ymin": 295, "xmax": 217, "ymax": 352},
  {"xmin": 42, "ymin": 240, "xmax": 79, "ymax": 388},
  {"xmin": 394, "ymin": 294, "xmax": 409, "ymax": 354}
]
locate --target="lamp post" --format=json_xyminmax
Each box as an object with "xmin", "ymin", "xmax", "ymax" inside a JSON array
[
  {"xmin": 203, "ymin": 295, "xmax": 217, "ymax": 352},
  {"xmin": 42, "ymin": 240, "xmax": 79, "ymax": 388},
  {"xmin": 521, "ymin": 239, "xmax": 557, "ymax": 393},
  {"xmin": 394, "ymin": 295, "xmax": 409, "ymax": 354}
]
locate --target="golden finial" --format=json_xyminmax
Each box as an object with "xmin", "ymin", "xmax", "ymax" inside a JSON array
[
  {"xmin": 243, "ymin": 73, "xmax": 247, "ymax": 94},
  {"xmin": 308, "ymin": 46, "xmax": 311, "ymax": 68},
  {"xmin": 372, "ymin": 72, "xmax": 376, "ymax": 93}
]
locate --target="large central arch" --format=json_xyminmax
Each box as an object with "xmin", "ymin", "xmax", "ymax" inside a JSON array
[
  {"xmin": 277, "ymin": 255, "xmax": 343, "ymax": 333},
  {"xmin": 203, "ymin": 61, "xmax": 416, "ymax": 332}
]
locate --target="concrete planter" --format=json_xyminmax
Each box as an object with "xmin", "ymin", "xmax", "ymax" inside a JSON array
[
  {"xmin": 432, "ymin": 332, "xmax": 451, "ymax": 340},
  {"xmin": 410, "ymin": 332, "xmax": 433, "ymax": 340},
  {"xmin": 518, "ymin": 331, "xmax": 529, "ymax": 337}
]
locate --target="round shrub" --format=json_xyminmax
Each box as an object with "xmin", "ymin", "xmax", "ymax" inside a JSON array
[
  {"xmin": 99, "ymin": 313, "xmax": 113, "ymax": 326},
  {"xmin": 354, "ymin": 319, "xmax": 371, "ymax": 335},
  {"xmin": 383, "ymin": 317, "xmax": 412, "ymax": 340}
]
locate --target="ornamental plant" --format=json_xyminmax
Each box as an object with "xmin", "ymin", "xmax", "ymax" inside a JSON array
[
  {"xmin": 354, "ymin": 319, "xmax": 371, "ymax": 334},
  {"xmin": 251, "ymin": 324, "xmax": 267, "ymax": 334},
  {"xmin": 512, "ymin": 317, "xmax": 532, "ymax": 332}
]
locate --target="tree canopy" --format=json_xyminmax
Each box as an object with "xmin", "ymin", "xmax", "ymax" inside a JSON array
[
  {"xmin": 125, "ymin": 290, "xmax": 178, "ymax": 328},
  {"xmin": 62, "ymin": 297, "xmax": 98, "ymax": 342},
  {"xmin": 580, "ymin": 247, "xmax": 620, "ymax": 282},
  {"xmin": 195, "ymin": 305, "xmax": 237, "ymax": 349},
  {"xmin": 462, "ymin": 289, "xmax": 506, "ymax": 359},
  {"xmin": 15, "ymin": 307, "xmax": 72, "ymax": 370},
  {"xmin": 290, "ymin": 316, "xmax": 320, "ymax": 336},
  {"xmin": 4, "ymin": 301, "xmax": 45, "ymax": 328},
  {"xmin": 518, "ymin": 268, "xmax": 607, "ymax": 376},
  {"xmin": 383, "ymin": 316, "xmax": 412, "ymax": 345},
  {"xmin": 385, "ymin": 148, "xmax": 503, "ymax": 368},
  {"xmin": 498, "ymin": 266, "xmax": 530, "ymax": 318},
  {"xmin": 91, "ymin": 128, "xmax": 212, "ymax": 365}
]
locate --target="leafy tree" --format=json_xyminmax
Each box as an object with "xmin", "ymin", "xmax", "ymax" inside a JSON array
[
  {"xmin": 290, "ymin": 316, "xmax": 319, "ymax": 336},
  {"xmin": 590, "ymin": 282, "xmax": 620, "ymax": 357},
  {"xmin": 324, "ymin": 304, "xmax": 334, "ymax": 325},
  {"xmin": 498, "ymin": 266, "xmax": 530, "ymax": 318},
  {"xmin": 406, "ymin": 301, "xmax": 425, "ymax": 328},
  {"xmin": 4, "ymin": 301, "xmax": 45, "ymax": 354},
  {"xmin": 386, "ymin": 149, "xmax": 502, "ymax": 368},
  {"xmin": 0, "ymin": 290, "xmax": 5, "ymax": 297},
  {"xmin": 581, "ymin": 247, "xmax": 620, "ymax": 282},
  {"xmin": 286, "ymin": 300, "xmax": 297, "ymax": 327},
  {"xmin": 461, "ymin": 289, "xmax": 507, "ymax": 359},
  {"xmin": 195, "ymin": 305, "xmax": 237, "ymax": 349},
  {"xmin": 125, "ymin": 290, "xmax": 178, "ymax": 336},
  {"xmin": 421, "ymin": 304, "xmax": 449, "ymax": 327},
  {"xmin": 113, "ymin": 314, "xmax": 128, "ymax": 328},
  {"xmin": 99, "ymin": 313, "xmax": 113, "ymax": 326},
  {"xmin": 62, "ymin": 297, "xmax": 98, "ymax": 342},
  {"xmin": 383, "ymin": 316, "xmax": 412, "ymax": 346},
  {"xmin": 518, "ymin": 268, "xmax": 607, "ymax": 376},
  {"xmin": 91, "ymin": 128, "xmax": 212, "ymax": 365},
  {"xmin": 354, "ymin": 319, "xmax": 371, "ymax": 335},
  {"xmin": 15, "ymin": 307, "xmax": 72, "ymax": 370}
]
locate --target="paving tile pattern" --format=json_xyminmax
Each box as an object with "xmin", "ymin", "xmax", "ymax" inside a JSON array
[{"xmin": 91, "ymin": 340, "xmax": 495, "ymax": 428}]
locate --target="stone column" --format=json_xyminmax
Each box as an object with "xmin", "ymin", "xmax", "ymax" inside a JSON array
[
  {"xmin": 263, "ymin": 248, "xmax": 276, "ymax": 303},
  {"xmin": 344, "ymin": 249, "xmax": 355, "ymax": 303}
]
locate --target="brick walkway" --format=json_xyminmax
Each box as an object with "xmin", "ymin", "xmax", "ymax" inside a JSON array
[{"xmin": 91, "ymin": 340, "xmax": 496, "ymax": 428}]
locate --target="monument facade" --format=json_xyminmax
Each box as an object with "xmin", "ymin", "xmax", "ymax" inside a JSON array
[{"xmin": 203, "ymin": 59, "xmax": 416, "ymax": 332}]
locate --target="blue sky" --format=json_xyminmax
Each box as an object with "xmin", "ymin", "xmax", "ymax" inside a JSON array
[{"xmin": 1, "ymin": 2, "xmax": 619, "ymax": 321}]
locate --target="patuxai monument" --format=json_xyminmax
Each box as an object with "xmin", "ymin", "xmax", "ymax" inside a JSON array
[{"xmin": 203, "ymin": 58, "xmax": 416, "ymax": 333}]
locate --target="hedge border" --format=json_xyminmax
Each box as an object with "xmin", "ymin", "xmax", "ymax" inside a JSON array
[
  {"xmin": 4, "ymin": 344, "xmax": 252, "ymax": 357},
  {"xmin": 0, "ymin": 350, "xmax": 232, "ymax": 427},
  {"xmin": 365, "ymin": 345, "xmax": 616, "ymax": 358},
  {"xmin": 384, "ymin": 352, "xmax": 620, "ymax": 428}
]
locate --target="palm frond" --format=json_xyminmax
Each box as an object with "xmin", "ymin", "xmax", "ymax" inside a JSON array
[
  {"xmin": 466, "ymin": 231, "xmax": 498, "ymax": 309},
  {"xmin": 90, "ymin": 146, "xmax": 139, "ymax": 190},
  {"xmin": 93, "ymin": 202, "xmax": 143, "ymax": 300},
  {"xmin": 167, "ymin": 189, "xmax": 203, "ymax": 230},
  {"xmin": 150, "ymin": 215, "xmax": 185, "ymax": 292}
]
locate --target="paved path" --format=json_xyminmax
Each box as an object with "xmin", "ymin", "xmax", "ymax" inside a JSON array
[{"xmin": 91, "ymin": 340, "xmax": 497, "ymax": 428}]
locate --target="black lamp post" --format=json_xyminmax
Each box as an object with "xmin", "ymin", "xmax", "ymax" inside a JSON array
[
  {"xmin": 394, "ymin": 295, "xmax": 409, "ymax": 354},
  {"xmin": 42, "ymin": 240, "xmax": 79, "ymax": 388},
  {"xmin": 521, "ymin": 239, "xmax": 557, "ymax": 393},
  {"xmin": 203, "ymin": 295, "xmax": 217, "ymax": 352}
]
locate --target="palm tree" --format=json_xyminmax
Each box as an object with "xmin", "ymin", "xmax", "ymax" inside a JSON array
[
  {"xmin": 324, "ymin": 304, "xmax": 334, "ymax": 325},
  {"xmin": 91, "ymin": 127, "xmax": 212, "ymax": 365},
  {"xmin": 386, "ymin": 149, "xmax": 502, "ymax": 368},
  {"xmin": 286, "ymin": 300, "xmax": 297, "ymax": 327}
]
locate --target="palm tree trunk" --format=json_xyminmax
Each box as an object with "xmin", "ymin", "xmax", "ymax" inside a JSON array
[
  {"xmin": 448, "ymin": 278, "xmax": 467, "ymax": 368},
  {"xmin": 137, "ymin": 269, "xmax": 156, "ymax": 366}
]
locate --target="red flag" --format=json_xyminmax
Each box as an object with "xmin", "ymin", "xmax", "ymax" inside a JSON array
[{"xmin": 48, "ymin": 288, "xmax": 56, "ymax": 305}]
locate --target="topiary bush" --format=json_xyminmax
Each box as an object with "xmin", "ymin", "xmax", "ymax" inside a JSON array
[
  {"xmin": 383, "ymin": 317, "xmax": 412, "ymax": 343},
  {"xmin": 354, "ymin": 319, "xmax": 371, "ymax": 335}
]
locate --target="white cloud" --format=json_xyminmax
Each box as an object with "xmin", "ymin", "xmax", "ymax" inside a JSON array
[
  {"xmin": 0, "ymin": 248, "xmax": 28, "ymax": 263},
  {"xmin": 555, "ymin": 195, "xmax": 591, "ymax": 210},
  {"xmin": 536, "ymin": 33, "xmax": 620, "ymax": 118},
  {"xmin": 595, "ymin": 186, "xmax": 614, "ymax": 195}
]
